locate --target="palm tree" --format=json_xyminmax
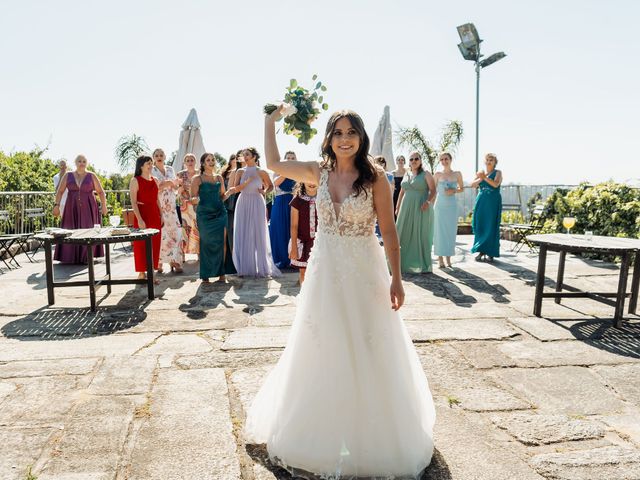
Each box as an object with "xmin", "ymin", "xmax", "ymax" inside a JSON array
[
  {"xmin": 114, "ymin": 134, "xmax": 149, "ymax": 172},
  {"xmin": 396, "ymin": 120, "xmax": 463, "ymax": 173}
]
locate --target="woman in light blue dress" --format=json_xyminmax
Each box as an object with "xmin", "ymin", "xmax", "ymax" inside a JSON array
[
  {"xmin": 433, "ymin": 153, "xmax": 463, "ymax": 268},
  {"xmin": 470, "ymin": 153, "xmax": 503, "ymax": 261}
]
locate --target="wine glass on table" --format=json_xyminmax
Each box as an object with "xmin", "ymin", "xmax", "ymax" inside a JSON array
[
  {"xmin": 109, "ymin": 215, "xmax": 121, "ymax": 228},
  {"xmin": 562, "ymin": 216, "xmax": 576, "ymax": 236}
]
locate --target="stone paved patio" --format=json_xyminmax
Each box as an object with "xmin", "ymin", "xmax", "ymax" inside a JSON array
[{"xmin": 0, "ymin": 236, "xmax": 639, "ymax": 480}]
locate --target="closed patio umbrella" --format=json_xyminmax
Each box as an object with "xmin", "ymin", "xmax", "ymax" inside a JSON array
[
  {"xmin": 370, "ymin": 105, "xmax": 394, "ymax": 171},
  {"xmin": 174, "ymin": 108, "xmax": 206, "ymax": 172}
]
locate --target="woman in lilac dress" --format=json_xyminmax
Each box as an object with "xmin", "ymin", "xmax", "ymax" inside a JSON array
[
  {"xmin": 52, "ymin": 154, "xmax": 108, "ymax": 263},
  {"xmin": 226, "ymin": 147, "xmax": 281, "ymax": 277}
]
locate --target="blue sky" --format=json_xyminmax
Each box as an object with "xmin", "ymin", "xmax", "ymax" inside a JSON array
[{"xmin": 1, "ymin": 0, "xmax": 639, "ymax": 184}]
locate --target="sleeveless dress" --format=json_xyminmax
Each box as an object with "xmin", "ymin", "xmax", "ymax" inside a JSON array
[
  {"xmin": 196, "ymin": 179, "xmax": 236, "ymax": 279},
  {"xmin": 152, "ymin": 166, "xmax": 183, "ymax": 265},
  {"xmin": 177, "ymin": 169, "xmax": 199, "ymax": 255},
  {"xmin": 232, "ymin": 166, "xmax": 281, "ymax": 277},
  {"xmin": 269, "ymin": 176, "xmax": 296, "ymax": 269},
  {"xmin": 471, "ymin": 170, "xmax": 502, "ymax": 258},
  {"xmin": 245, "ymin": 168, "xmax": 435, "ymax": 479},
  {"xmin": 395, "ymin": 171, "xmax": 434, "ymax": 273},
  {"xmin": 132, "ymin": 176, "xmax": 162, "ymax": 272},
  {"xmin": 223, "ymin": 174, "xmax": 237, "ymax": 251},
  {"xmin": 434, "ymin": 178, "xmax": 459, "ymax": 257},
  {"xmin": 54, "ymin": 173, "xmax": 104, "ymax": 264}
]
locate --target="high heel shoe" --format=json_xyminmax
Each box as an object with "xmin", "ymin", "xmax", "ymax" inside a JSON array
[
  {"xmin": 170, "ymin": 262, "xmax": 183, "ymax": 273},
  {"xmin": 475, "ymin": 253, "xmax": 485, "ymax": 262}
]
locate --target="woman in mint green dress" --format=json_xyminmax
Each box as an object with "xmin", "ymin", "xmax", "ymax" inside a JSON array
[
  {"xmin": 434, "ymin": 153, "xmax": 463, "ymax": 268},
  {"xmin": 395, "ymin": 152, "xmax": 436, "ymax": 273},
  {"xmin": 191, "ymin": 153, "xmax": 236, "ymax": 282},
  {"xmin": 470, "ymin": 153, "xmax": 503, "ymax": 261}
]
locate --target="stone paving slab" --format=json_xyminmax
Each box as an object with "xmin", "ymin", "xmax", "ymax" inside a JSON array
[
  {"xmin": 497, "ymin": 340, "xmax": 640, "ymax": 368},
  {"xmin": 491, "ymin": 413, "xmax": 606, "ymax": 445},
  {"xmin": 0, "ymin": 376, "xmax": 81, "ymax": 428},
  {"xmin": 591, "ymin": 364, "xmax": 640, "ymax": 404},
  {"xmin": 0, "ymin": 357, "xmax": 99, "ymax": 379},
  {"xmin": 126, "ymin": 368, "xmax": 241, "ymax": 480},
  {"xmin": 37, "ymin": 395, "xmax": 139, "ymax": 479},
  {"xmin": 0, "ymin": 333, "xmax": 159, "ymax": 362},
  {"xmin": 406, "ymin": 319, "xmax": 520, "ymax": 342},
  {"xmin": 87, "ymin": 356, "xmax": 157, "ymax": 395},
  {"xmin": 133, "ymin": 333, "xmax": 213, "ymax": 356},
  {"xmin": 530, "ymin": 446, "xmax": 640, "ymax": 480},
  {"xmin": 489, "ymin": 367, "xmax": 628, "ymax": 415},
  {"xmin": 0, "ymin": 427, "xmax": 55, "ymax": 480}
]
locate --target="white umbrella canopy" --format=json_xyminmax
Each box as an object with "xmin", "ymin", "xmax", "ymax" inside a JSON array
[
  {"xmin": 174, "ymin": 108, "xmax": 206, "ymax": 172},
  {"xmin": 370, "ymin": 105, "xmax": 394, "ymax": 171}
]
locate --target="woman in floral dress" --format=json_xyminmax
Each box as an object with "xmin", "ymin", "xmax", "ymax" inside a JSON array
[
  {"xmin": 177, "ymin": 153, "xmax": 200, "ymax": 256},
  {"xmin": 152, "ymin": 148, "xmax": 183, "ymax": 273}
]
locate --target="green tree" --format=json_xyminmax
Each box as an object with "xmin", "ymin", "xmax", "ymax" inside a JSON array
[
  {"xmin": 396, "ymin": 120, "xmax": 463, "ymax": 173},
  {"xmin": 0, "ymin": 148, "xmax": 58, "ymax": 191},
  {"xmin": 114, "ymin": 134, "xmax": 149, "ymax": 172}
]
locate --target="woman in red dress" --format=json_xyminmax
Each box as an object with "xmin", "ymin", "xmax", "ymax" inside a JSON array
[{"xmin": 129, "ymin": 155, "xmax": 162, "ymax": 283}]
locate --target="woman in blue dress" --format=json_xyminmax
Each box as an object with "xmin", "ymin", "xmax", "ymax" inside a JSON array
[
  {"xmin": 269, "ymin": 151, "xmax": 297, "ymax": 268},
  {"xmin": 434, "ymin": 152, "xmax": 463, "ymax": 268},
  {"xmin": 470, "ymin": 153, "xmax": 503, "ymax": 262},
  {"xmin": 191, "ymin": 153, "xmax": 236, "ymax": 282}
]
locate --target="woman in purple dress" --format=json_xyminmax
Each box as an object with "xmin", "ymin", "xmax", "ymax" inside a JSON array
[
  {"xmin": 52, "ymin": 154, "xmax": 108, "ymax": 263},
  {"xmin": 226, "ymin": 147, "xmax": 281, "ymax": 277}
]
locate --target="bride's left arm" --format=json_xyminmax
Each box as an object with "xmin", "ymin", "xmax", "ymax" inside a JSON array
[{"xmin": 373, "ymin": 168, "xmax": 404, "ymax": 311}]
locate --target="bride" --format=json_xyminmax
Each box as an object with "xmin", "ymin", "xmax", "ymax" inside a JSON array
[{"xmin": 244, "ymin": 106, "xmax": 436, "ymax": 479}]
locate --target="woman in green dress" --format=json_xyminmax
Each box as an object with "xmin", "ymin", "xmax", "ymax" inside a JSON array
[
  {"xmin": 470, "ymin": 153, "xmax": 503, "ymax": 261},
  {"xmin": 395, "ymin": 152, "xmax": 436, "ymax": 273},
  {"xmin": 191, "ymin": 153, "xmax": 236, "ymax": 282}
]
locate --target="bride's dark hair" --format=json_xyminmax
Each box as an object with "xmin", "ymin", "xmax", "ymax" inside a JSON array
[{"xmin": 320, "ymin": 110, "xmax": 376, "ymax": 198}]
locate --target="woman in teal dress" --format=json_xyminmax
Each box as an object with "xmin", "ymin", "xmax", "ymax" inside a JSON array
[
  {"xmin": 434, "ymin": 153, "xmax": 463, "ymax": 268},
  {"xmin": 191, "ymin": 153, "xmax": 236, "ymax": 282},
  {"xmin": 470, "ymin": 153, "xmax": 503, "ymax": 261},
  {"xmin": 395, "ymin": 152, "xmax": 436, "ymax": 273}
]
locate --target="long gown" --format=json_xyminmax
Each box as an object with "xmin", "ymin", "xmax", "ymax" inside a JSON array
[
  {"xmin": 471, "ymin": 169, "xmax": 502, "ymax": 258},
  {"xmin": 132, "ymin": 176, "xmax": 162, "ymax": 272},
  {"xmin": 223, "ymin": 175, "xmax": 237, "ymax": 251},
  {"xmin": 232, "ymin": 166, "xmax": 281, "ymax": 277},
  {"xmin": 152, "ymin": 166, "xmax": 183, "ymax": 265},
  {"xmin": 177, "ymin": 169, "xmax": 199, "ymax": 255},
  {"xmin": 245, "ymin": 168, "xmax": 435, "ymax": 479},
  {"xmin": 196, "ymin": 179, "xmax": 236, "ymax": 279},
  {"xmin": 269, "ymin": 177, "xmax": 296, "ymax": 269},
  {"xmin": 54, "ymin": 173, "xmax": 104, "ymax": 264},
  {"xmin": 395, "ymin": 171, "xmax": 434, "ymax": 273},
  {"xmin": 434, "ymin": 178, "xmax": 459, "ymax": 257}
]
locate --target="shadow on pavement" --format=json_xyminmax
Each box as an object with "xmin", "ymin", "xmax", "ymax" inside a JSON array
[
  {"xmin": 405, "ymin": 273, "xmax": 476, "ymax": 307},
  {"xmin": 245, "ymin": 443, "xmax": 452, "ymax": 480}
]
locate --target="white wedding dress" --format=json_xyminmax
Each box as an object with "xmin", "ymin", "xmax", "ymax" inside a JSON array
[{"xmin": 245, "ymin": 168, "xmax": 435, "ymax": 479}]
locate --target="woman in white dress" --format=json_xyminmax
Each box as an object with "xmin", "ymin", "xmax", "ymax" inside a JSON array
[{"xmin": 244, "ymin": 107, "xmax": 435, "ymax": 479}]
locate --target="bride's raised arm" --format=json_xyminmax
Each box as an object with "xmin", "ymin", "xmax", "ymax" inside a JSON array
[{"xmin": 264, "ymin": 106, "xmax": 320, "ymax": 185}]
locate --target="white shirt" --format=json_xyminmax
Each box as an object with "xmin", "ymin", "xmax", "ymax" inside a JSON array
[{"xmin": 53, "ymin": 172, "xmax": 69, "ymax": 214}]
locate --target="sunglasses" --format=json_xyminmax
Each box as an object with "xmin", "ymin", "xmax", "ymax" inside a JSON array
[{"xmin": 409, "ymin": 158, "xmax": 421, "ymax": 161}]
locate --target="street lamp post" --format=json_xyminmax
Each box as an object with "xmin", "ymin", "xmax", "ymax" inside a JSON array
[{"xmin": 456, "ymin": 23, "xmax": 506, "ymax": 174}]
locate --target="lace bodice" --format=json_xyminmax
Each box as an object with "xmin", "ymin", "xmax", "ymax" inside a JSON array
[{"xmin": 317, "ymin": 168, "xmax": 376, "ymax": 237}]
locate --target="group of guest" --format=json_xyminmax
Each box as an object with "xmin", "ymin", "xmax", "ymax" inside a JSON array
[
  {"xmin": 51, "ymin": 147, "xmax": 502, "ymax": 281},
  {"xmin": 394, "ymin": 151, "xmax": 502, "ymax": 273}
]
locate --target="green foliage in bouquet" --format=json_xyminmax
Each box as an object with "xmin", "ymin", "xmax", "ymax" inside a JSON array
[{"xmin": 264, "ymin": 74, "xmax": 328, "ymax": 145}]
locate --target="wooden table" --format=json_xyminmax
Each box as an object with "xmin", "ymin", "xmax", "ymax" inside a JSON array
[
  {"xmin": 34, "ymin": 228, "xmax": 159, "ymax": 311},
  {"xmin": 527, "ymin": 233, "xmax": 640, "ymax": 327}
]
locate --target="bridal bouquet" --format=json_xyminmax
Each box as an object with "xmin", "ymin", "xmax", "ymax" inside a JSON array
[{"xmin": 264, "ymin": 75, "xmax": 328, "ymax": 144}]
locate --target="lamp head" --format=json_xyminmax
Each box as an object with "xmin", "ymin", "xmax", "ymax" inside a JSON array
[{"xmin": 479, "ymin": 52, "xmax": 507, "ymax": 68}]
